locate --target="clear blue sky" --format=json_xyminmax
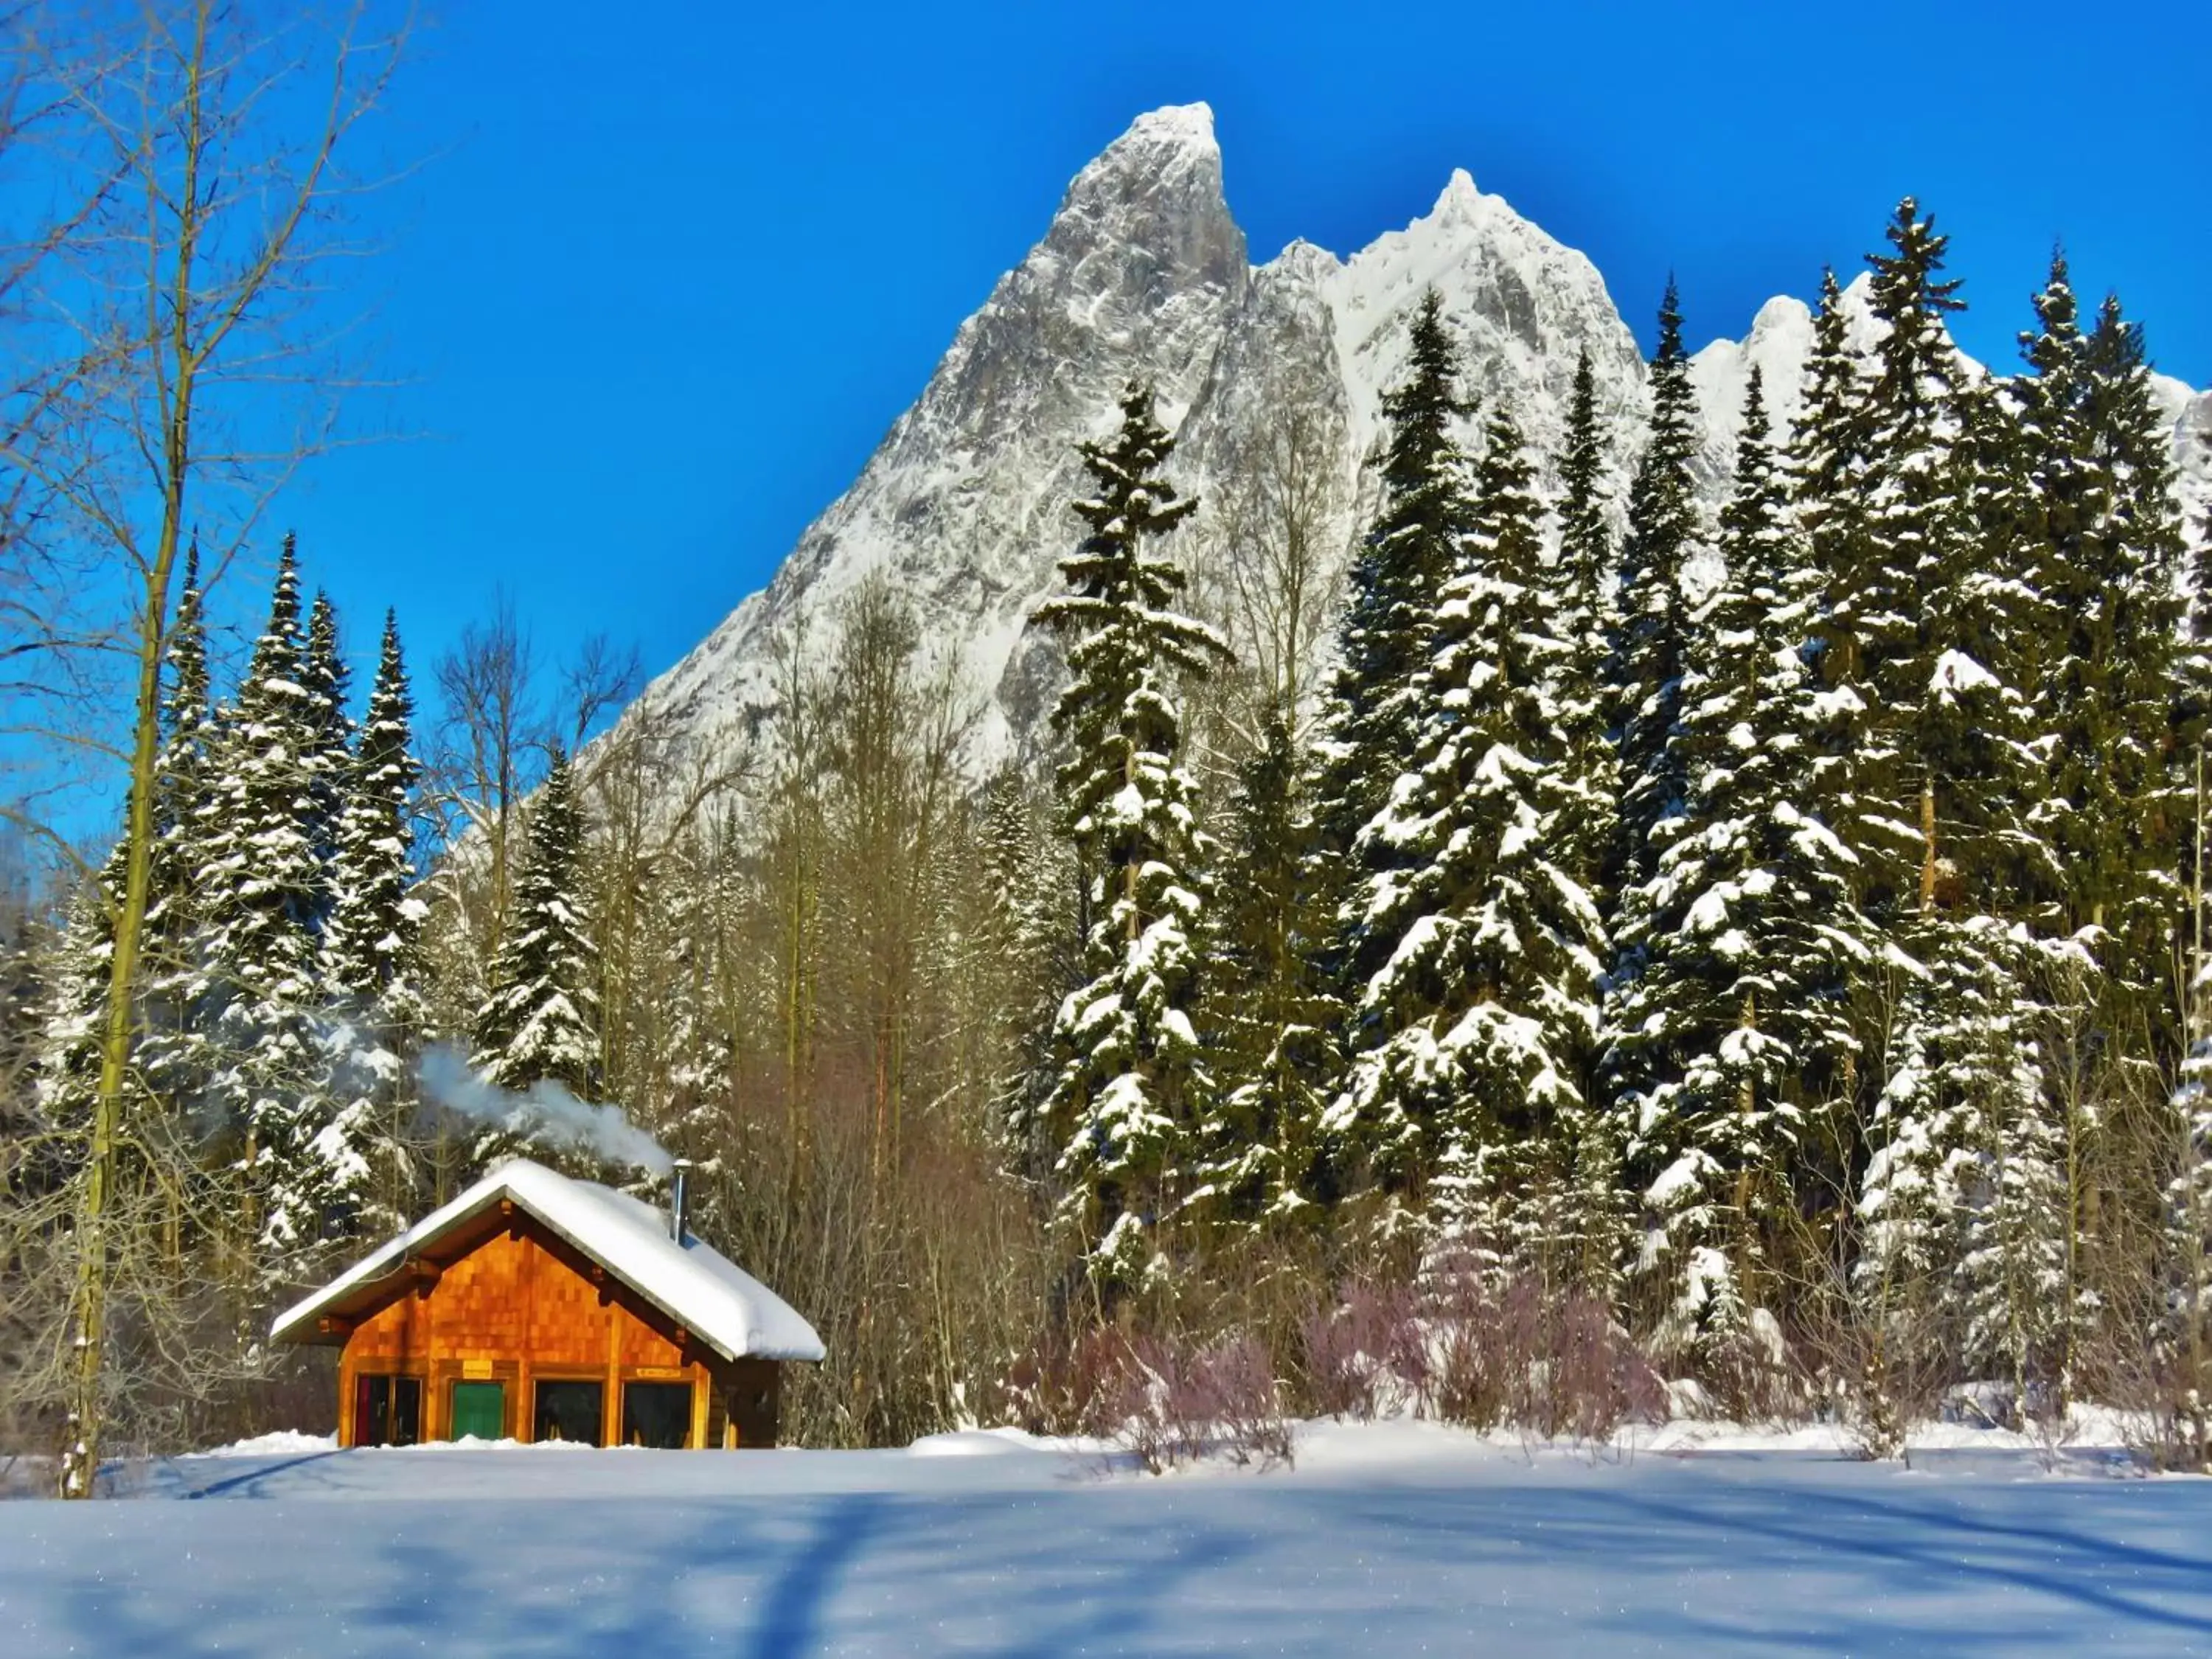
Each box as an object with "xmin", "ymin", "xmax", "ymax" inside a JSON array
[{"xmin": 276, "ymin": 0, "xmax": 2211, "ymax": 708}]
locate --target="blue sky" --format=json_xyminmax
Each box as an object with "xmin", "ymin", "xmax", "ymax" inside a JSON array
[{"xmin": 273, "ymin": 0, "xmax": 2211, "ymax": 709}]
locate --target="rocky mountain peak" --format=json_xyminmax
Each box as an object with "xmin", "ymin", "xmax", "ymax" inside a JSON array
[
  {"xmin": 616, "ymin": 109, "xmax": 2205, "ymax": 799},
  {"xmin": 1038, "ymin": 102, "xmax": 1246, "ymax": 324}
]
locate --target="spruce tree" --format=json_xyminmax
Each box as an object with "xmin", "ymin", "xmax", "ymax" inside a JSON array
[
  {"xmin": 139, "ymin": 544, "xmax": 220, "ymax": 1110},
  {"xmin": 475, "ymin": 748, "xmax": 599, "ymax": 1096},
  {"xmin": 1197, "ymin": 707, "xmax": 1340, "ymax": 1231},
  {"xmin": 1549, "ymin": 346, "xmax": 1622, "ymax": 912},
  {"xmin": 1851, "ymin": 206, "xmax": 2075, "ymax": 1408},
  {"xmin": 2076, "ymin": 294, "xmax": 2188, "ymax": 1023},
  {"xmin": 2018, "ymin": 261, "xmax": 2154, "ymax": 953},
  {"xmin": 1611, "ymin": 280, "xmax": 1707, "ymax": 905},
  {"xmin": 197, "ymin": 539, "xmax": 336, "ymax": 1262},
  {"xmin": 32, "ymin": 857, "xmax": 125, "ymax": 1152},
  {"xmin": 322, "ymin": 611, "xmax": 428, "ymax": 1235},
  {"xmin": 1332, "ymin": 406, "xmax": 1604, "ymax": 1265},
  {"xmin": 1788, "ymin": 267, "xmax": 1874, "ymax": 927},
  {"xmin": 1607, "ymin": 369, "xmax": 1867, "ymax": 1366},
  {"xmin": 1863, "ymin": 919, "xmax": 2070, "ymax": 1419},
  {"xmin": 300, "ymin": 591, "xmax": 355, "ymax": 928},
  {"xmin": 1834, "ymin": 198, "xmax": 1966, "ymax": 918},
  {"xmin": 1314, "ymin": 290, "xmax": 1475, "ymax": 919},
  {"xmin": 1790, "ymin": 268, "xmax": 1871, "ymax": 541},
  {"xmin": 1033, "ymin": 383, "xmax": 1227, "ymax": 1294}
]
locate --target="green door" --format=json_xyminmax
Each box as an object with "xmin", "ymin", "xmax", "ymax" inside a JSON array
[{"xmin": 450, "ymin": 1380, "xmax": 504, "ymax": 1442}]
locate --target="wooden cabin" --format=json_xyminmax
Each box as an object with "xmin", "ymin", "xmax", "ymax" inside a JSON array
[{"xmin": 271, "ymin": 1159, "xmax": 824, "ymax": 1450}]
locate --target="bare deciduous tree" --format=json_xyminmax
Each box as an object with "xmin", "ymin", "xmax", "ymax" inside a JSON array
[
  {"xmin": 1207, "ymin": 403, "xmax": 1351, "ymax": 731},
  {"xmin": 0, "ymin": 0, "xmax": 410, "ymax": 1496}
]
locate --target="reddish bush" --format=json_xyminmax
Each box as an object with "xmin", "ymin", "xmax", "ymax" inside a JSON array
[
  {"xmin": 1298, "ymin": 1280, "xmax": 1429, "ymax": 1420},
  {"xmin": 1083, "ymin": 1330, "xmax": 1294, "ymax": 1472}
]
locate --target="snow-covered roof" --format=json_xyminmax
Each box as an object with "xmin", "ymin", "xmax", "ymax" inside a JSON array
[{"xmin": 270, "ymin": 1160, "xmax": 825, "ymax": 1363}]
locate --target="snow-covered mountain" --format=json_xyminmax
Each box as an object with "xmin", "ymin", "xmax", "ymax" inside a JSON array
[{"xmin": 620, "ymin": 102, "xmax": 2208, "ymax": 784}]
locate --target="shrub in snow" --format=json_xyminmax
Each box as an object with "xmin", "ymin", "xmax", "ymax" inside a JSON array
[
  {"xmin": 1427, "ymin": 1268, "xmax": 1666, "ymax": 1442},
  {"xmin": 1295, "ymin": 1268, "xmax": 1665, "ymax": 1442},
  {"xmin": 1093, "ymin": 1332, "xmax": 1293, "ymax": 1474},
  {"xmin": 1298, "ymin": 1280, "xmax": 1429, "ymax": 1422},
  {"xmin": 1004, "ymin": 1324, "xmax": 1135, "ymax": 1438}
]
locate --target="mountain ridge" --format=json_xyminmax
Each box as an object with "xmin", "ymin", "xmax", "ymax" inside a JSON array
[{"xmin": 621, "ymin": 102, "xmax": 2210, "ymax": 787}]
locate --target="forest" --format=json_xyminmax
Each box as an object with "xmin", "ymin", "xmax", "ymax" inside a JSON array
[{"xmin": 5, "ymin": 4, "xmax": 2212, "ymax": 1493}]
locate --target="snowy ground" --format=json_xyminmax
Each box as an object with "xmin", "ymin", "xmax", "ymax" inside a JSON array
[{"xmin": 3, "ymin": 1420, "xmax": 2210, "ymax": 1655}]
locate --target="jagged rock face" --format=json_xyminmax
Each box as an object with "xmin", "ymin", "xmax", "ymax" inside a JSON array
[
  {"xmin": 2157, "ymin": 383, "xmax": 2212, "ymax": 532},
  {"xmin": 622, "ymin": 102, "xmax": 2207, "ymax": 787},
  {"xmin": 641, "ymin": 105, "xmax": 1248, "ymax": 767}
]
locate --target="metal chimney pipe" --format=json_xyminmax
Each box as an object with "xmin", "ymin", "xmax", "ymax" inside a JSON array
[{"xmin": 669, "ymin": 1159, "xmax": 692, "ymax": 1245}]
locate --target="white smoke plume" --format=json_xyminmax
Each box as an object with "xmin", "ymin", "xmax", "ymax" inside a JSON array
[{"xmin": 419, "ymin": 1043, "xmax": 674, "ymax": 1176}]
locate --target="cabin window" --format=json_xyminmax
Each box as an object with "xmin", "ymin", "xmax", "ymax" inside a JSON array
[
  {"xmin": 534, "ymin": 1379, "xmax": 605, "ymax": 1445},
  {"xmin": 353, "ymin": 1374, "xmax": 420, "ymax": 1447},
  {"xmin": 622, "ymin": 1381, "xmax": 693, "ymax": 1448}
]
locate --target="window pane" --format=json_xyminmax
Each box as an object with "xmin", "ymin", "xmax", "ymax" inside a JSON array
[
  {"xmin": 355, "ymin": 1374, "xmax": 423, "ymax": 1447},
  {"xmin": 622, "ymin": 1382, "xmax": 692, "ymax": 1449},
  {"xmin": 392, "ymin": 1377, "xmax": 422, "ymax": 1445},
  {"xmin": 534, "ymin": 1380, "xmax": 605, "ymax": 1446},
  {"xmin": 355, "ymin": 1374, "xmax": 387, "ymax": 1447}
]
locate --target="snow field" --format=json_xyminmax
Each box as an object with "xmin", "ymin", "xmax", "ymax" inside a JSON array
[{"xmin": 3, "ymin": 1418, "xmax": 2208, "ymax": 1656}]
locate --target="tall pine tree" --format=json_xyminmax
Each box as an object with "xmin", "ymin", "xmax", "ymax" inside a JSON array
[
  {"xmin": 1331, "ymin": 406, "xmax": 1604, "ymax": 1265},
  {"xmin": 140, "ymin": 543, "xmax": 220, "ymax": 1112},
  {"xmin": 301, "ymin": 591, "xmax": 355, "ymax": 928},
  {"xmin": 1834, "ymin": 198, "xmax": 1967, "ymax": 919},
  {"xmin": 475, "ymin": 749, "xmax": 599, "ymax": 1096},
  {"xmin": 198, "ymin": 538, "xmax": 337, "ymax": 1264},
  {"xmin": 323, "ymin": 612, "xmax": 428, "ymax": 1235},
  {"xmin": 1033, "ymin": 383, "xmax": 1228, "ymax": 1294},
  {"xmin": 1609, "ymin": 369, "xmax": 1868, "ymax": 1366},
  {"xmin": 1549, "ymin": 346, "xmax": 1623, "ymax": 916},
  {"xmin": 1314, "ymin": 291, "xmax": 1477, "ymax": 949},
  {"xmin": 1611, "ymin": 280, "xmax": 1707, "ymax": 907},
  {"xmin": 1197, "ymin": 707, "xmax": 1340, "ymax": 1231}
]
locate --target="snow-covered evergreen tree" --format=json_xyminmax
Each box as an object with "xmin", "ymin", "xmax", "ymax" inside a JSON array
[
  {"xmin": 1788, "ymin": 265, "xmax": 1875, "ymax": 912},
  {"xmin": 1862, "ymin": 920, "xmax": 2073, "ymax": 1419},
  {"xmin": 474, "ymin": 748, "xmax": 599, "ymax": 1096},
  {"xmin": 1848, "ymin": 206, "xmax": 2076, "ymax": 1412},
  {"xmin": 2074, "ymin": 294, "xmax": 2187, "ymax": 1015},
  {"xmin": 321, "ymin": 611, "xmax": 428, "ymax": 1237},
  {"xmin": 1548, "ymin": 346, "xmax": 1622, "ymax": 914},
  {"xmin": 1790, "ymin": 268, "xmax": 1871, "ymax": 549},
  {"xmin": 32, "ymin": 856, "xmax": 123, "ymax": 1150},
  {"xmin": 1330, "ymin": 405, "xmax": 1604, "ymax": 1266},
  {"xmin": 1611, "ymin": 280, "xmax": 1706, "ymax": 907},
  {"xmin": 1832, "ymin": 199, "xmax": 1968, "ymax": 920},
  {"xmin": 1608, "ymin": 369, "xmax": 1868, "ymax": 1363},
  {"xmin": 300, "ymin": 590, "xmax": 355, "ymax": 928},
  {"xmin": 197, "ymin": 539, "xmax": 339, "ymax": 1264},
  {"xmin": 1313, "ymin": 291, "xmax": 1475, "ymax": 973},
  {"xmin": 1033, "ymin": 382, "xmax": 1228, "ymax": 1293},
  {"xmin": 2018, "ymin": 260, "xmax": 2176, "ymax": 971},
  {"xmin": 1197, "ymin": 707, "xmax": 1340, "ymax": 1231},
  {"xmin": 139, "ymin": 544, "xmax": 221, "ymax": 1111}
]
